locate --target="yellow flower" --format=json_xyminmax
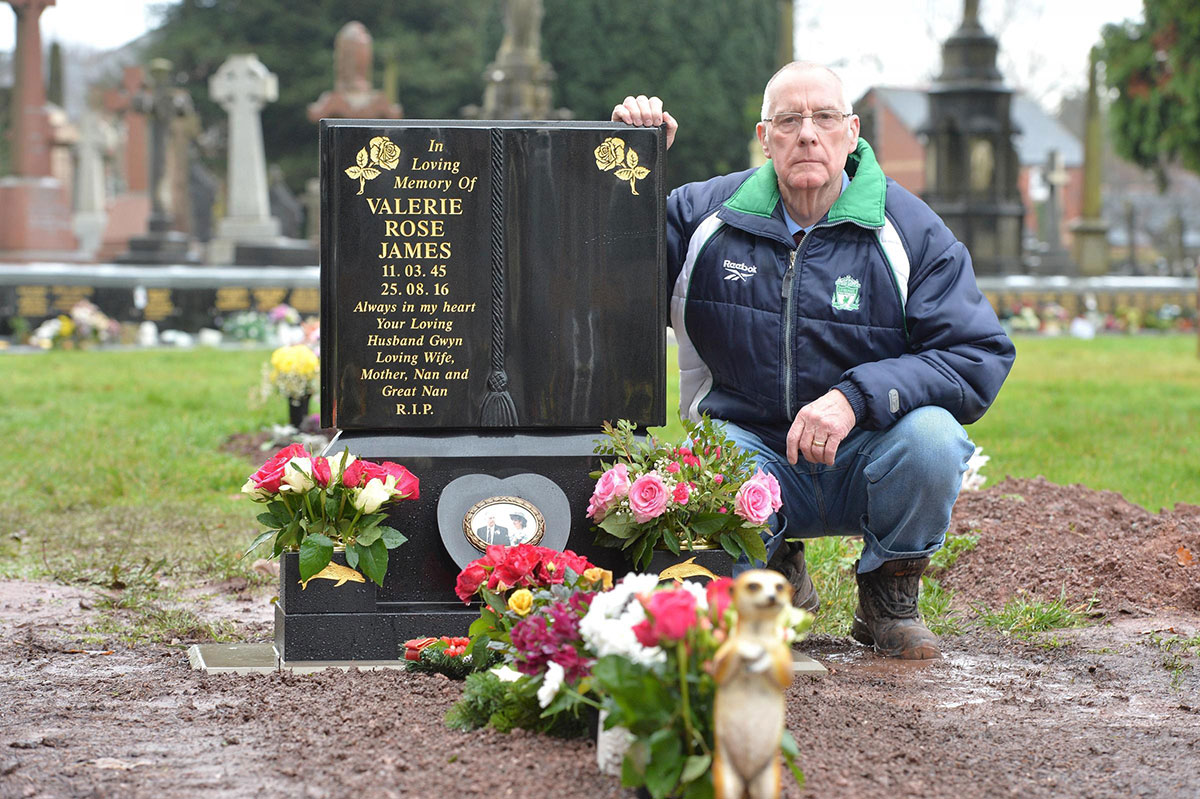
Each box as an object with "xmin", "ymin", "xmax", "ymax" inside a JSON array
[
  {"xmin": 581, "ymin": 567, "xmax": 614, "ymax": 590},
  {"xmin": 507, "ymin": 588, "xmax": 534, "ymax": 616},
  {"xmin": 270, "ymin": 345, "xmax": 319, "ymax": 378},
  {"xmin": 594, "ymin": 137, "xmax": 626, "ymax": 172},
  {"xmin": 369, "ymin": 136, "xmax": 402, "ymax": 170}
]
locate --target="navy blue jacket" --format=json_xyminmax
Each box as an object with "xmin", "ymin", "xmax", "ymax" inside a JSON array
[{"xmin": 667, "ymin": 138, "xmax": 1014, "ymax": 451}]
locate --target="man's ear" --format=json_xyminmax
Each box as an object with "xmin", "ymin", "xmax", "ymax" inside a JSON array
[
  {"xmin": 756, "ymin": 121, "xmax": 772, "ymax": 160},
  {"xmin": 847, "ymin": 114, "xmax": 860, "ymax": 148}
]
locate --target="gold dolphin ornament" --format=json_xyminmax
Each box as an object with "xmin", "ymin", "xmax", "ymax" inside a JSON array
[
  {"xmin": 658, "ymin": 556, "xmax": 718, "ymax": 583},
  {"xmin": 300, "ymin": 562, "xmax": 366, "ymax": 589}
]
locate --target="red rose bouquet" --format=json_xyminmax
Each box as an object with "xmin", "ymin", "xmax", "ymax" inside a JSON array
[
  {"xmin": 242, "ymin": 444, "xmax": 419, "ymax": 585},
  {"xmin": 588, "ymin": 417, "xmax": 779, "ymax": 570}
]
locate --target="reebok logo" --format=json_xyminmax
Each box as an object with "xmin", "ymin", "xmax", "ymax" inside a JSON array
[{"xmin": 722, "ymin": 259, "xmax": 758, "ymax": 282}]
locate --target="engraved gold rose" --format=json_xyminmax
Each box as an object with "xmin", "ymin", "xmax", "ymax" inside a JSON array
[
  {"xmin": 594, "ymin": 136, "xmax": 651, "ymax": 196},
  {"xmin": 345, "ymin": 136, "xmax": 402, "ymax": 195}
]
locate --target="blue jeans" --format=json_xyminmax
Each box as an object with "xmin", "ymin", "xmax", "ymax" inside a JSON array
[{"xmin": 723, "ymin": 407, "xmax": 974, "ymax": 575}]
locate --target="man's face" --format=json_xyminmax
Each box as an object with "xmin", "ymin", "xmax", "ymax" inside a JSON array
[{"xmin": 756, "ymin": 68, "xmax": 859, "ymax": 197}]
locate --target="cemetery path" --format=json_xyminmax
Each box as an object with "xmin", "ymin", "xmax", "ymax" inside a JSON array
[{"xmin": 2, "ymin": 478, "xmax": 1199, "ymax": 799}]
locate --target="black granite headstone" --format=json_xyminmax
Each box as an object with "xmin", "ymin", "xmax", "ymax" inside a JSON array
[
  {"xmin": 278, "ymin": 120, "xmax": 670, "ymax": 662},
  {"xmin": 319, "ymin": 120, "xmax": 666, "ymax": 431}
]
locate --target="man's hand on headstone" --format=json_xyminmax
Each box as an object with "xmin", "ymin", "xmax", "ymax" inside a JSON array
[
  {"xmin": 786, "ymin": 390, "xmax": 856, "ymax": 467},
  {"xmin": 611, "ymin": 95, "xmax": 677, "ymax": 150}
]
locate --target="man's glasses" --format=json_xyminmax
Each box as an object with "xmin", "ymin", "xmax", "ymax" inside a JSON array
[{"xmin": 763, "ymin": 110, "xmax": 851, "ymax": 133}]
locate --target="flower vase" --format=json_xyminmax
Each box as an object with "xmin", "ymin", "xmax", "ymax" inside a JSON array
[
  {"xmin": 279, "ymin": 550, "xmax": 377, "ymax": 615},
  {"xmin": 595, "ymin": 709, "xmax": 634, "ymax": 777},
  {"xmin": 287, "ymin": 393, "xmax": 311, "ymax": 428}
]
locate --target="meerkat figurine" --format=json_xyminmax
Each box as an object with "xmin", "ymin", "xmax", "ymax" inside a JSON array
[{"xmin": 712, "ymin": 569, "xmax": 794, "ymax": 799}]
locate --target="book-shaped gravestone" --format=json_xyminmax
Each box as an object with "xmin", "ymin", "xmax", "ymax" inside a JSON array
[{"xmin": 279, "ymin": 120, "xmax": 666, "ymax": 662}]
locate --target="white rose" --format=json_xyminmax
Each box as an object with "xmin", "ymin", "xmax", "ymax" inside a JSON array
[
  {"xmin": 280, "ymin": 457, "xmax": 316, "ymax": 493},
  {"xmin": 353, "ymin": 477, "xmax": 392, "ymax": 514},
  {"xmin": 240, "ymin": 478, "xmax": 270, "ymax": 501},
  {"xmin": 328, "ymin": 450, "xmax": 357, "ymax": 482}
]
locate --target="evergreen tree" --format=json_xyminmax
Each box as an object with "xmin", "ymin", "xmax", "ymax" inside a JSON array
[
  {"xmin": 1100, "ymin": 0, "xmax": 1200, "ymax": 188},
  {"xmin": 543, "ymin": 0, "xmax": 776, "ymax": 188}
]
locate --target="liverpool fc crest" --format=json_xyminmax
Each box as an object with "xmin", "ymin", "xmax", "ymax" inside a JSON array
[{"xmin": 831, "ymin": 275, "xmax": 862, "ymax": 311}]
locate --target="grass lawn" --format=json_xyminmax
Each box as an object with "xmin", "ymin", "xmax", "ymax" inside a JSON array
[
  {"xmin": 964, "ymin": 334, "xmax": 1200, "ymax": 512},
  {"xmin": 1, "ymin": 334, "xmax": 1196, "ymax": 639}
]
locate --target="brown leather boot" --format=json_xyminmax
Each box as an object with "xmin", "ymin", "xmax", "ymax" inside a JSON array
[
  {"xmin": 851, "ymin": 557, "xmax": 941, "ymax": 659},
  {"xmin": 768, "ymin": 540, "xmax": 820, "ymax": 614}
]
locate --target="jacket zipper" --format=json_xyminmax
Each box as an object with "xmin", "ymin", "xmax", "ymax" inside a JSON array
[{"xmin": 781, "ymin": 246, "xmax": 799, "ymax": 419}]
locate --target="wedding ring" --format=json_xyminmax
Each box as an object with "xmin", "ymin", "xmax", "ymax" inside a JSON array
[{"xmin": 813, "ymin": 440, "xmax": 827, "ymax": 447}]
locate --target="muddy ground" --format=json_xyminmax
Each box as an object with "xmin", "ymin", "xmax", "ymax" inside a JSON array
[{"xmin": 2, "ymin": 477, "xmax": 1198, "ymax": 799}]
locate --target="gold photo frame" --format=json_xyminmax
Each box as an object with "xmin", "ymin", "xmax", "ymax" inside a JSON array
[{"xmin": 463, "ymin": 496, "xmax": 546, "ymax": 552}]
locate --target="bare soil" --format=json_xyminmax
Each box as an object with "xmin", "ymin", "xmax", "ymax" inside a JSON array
[{"xmin": 3, "ymin": 477, "xmax": 1199, "ymax": 799}]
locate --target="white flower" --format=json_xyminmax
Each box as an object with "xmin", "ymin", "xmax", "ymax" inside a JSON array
[
  {"xmin": 780, "ymin": 604, "xmax": 814, "ymax": 644},
  {"xmin": 280, "ymin": 457, "xmax": 316, "ymax": 493},
  {"xmin": 490, "ymin": 665, "xmax": 523, "ymax": 683},
  {"xmin": 327, "ymin": 449, "xmax": 357, "ymax": 483},
  {"xmin": 580, "ymin": 573, "xmax": 666, "ymax": 667},
  {"xmin": 240, "ymin": 478, "xmax": 270, "ymax": 501},
  {"xmin": 960, "ymin": 446, "xmax": 990, "ymax": 492},
  {"xmin": 353, "ymin": 476, "xmax": 393, "ymax": 514},
  {"xmin": 537, "ymin": 661, "xmax": 565, "ymax": 708}
]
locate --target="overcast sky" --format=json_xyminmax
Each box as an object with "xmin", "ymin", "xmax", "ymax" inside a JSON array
[{"xmin": 2, "ymin": 0, "xmax": 1145, "ymax": 109}]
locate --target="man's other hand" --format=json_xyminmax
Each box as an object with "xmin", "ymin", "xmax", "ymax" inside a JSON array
[
  {"xmin": 611, "ymin": 95, "xmax": 677, "ymax": 150},
  {"xmin": 786, "ymin": 390, "xmax": 856, "ymax": 466}
]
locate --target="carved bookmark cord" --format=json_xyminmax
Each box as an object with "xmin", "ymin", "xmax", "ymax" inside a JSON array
[{"xmin": 480, "ymin": 127, "xmax": 518, "ymax": 426}]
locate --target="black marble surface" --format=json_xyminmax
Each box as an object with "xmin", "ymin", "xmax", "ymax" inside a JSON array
[{"xmin": 319, "ymin": 120, "xmax": 666, "ymax": 431}]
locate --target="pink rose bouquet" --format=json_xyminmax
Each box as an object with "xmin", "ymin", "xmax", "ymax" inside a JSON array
[
  {"xmin": 242, "ymin": 445, "xmax": 419, "ymax": 585},
  {"xmin": 588, "ymin": 416, "xmax": 778, "ymax": 569}
]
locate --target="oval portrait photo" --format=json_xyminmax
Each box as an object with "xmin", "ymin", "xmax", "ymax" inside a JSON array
[{"xmin": 463, "ymin": 496, "xmax": 545, "ymax": 552}]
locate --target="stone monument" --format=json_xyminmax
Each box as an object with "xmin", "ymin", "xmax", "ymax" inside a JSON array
[
  {"xmin": 273, "ymin": 119, "xmax": 667, "ymax": 661},
  {"xmin": 471, "ymin": 0, "xmax": 569, "ymax": 120},
  {"xmin": 919, "ymin": 0, "xmax": 1024, "ymax": 275},
  {"xmin": 307, "ymin": 22, "xmax": 402, "ymax": 122},
  {"xmin": 1070, "ymin": 47, "xmax": 1111, "ymax": 276},
  {"xmin": 208, "ymin": 54, "xmax": 317, "ymax": 266},
  {"xmin": 0, "ymin": 0, "xmax": 77, "ymax": 259},
  {"xmin": 98, "ymin": 65, "xmax": 151, "ymax": 260},
  {"xmin": 1034, "ymin": 150, "xmax": 1075, "ymax": 274},
  {"xmin": 115, "ymin": 59, "xmax": 198, "ymax": 264},
  {"xmin": 71, "ymin": 110, "xmax": 110, "ymax": 258}
]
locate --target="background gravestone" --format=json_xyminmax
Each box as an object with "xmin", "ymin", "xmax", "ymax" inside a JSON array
[{"xmin": 273, "ymin": 119, "xmax": 665, "ymax": 661}]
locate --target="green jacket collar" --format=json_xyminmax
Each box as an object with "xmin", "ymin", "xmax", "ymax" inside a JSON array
[{"xmin": 722, "ymin": 138, "xmax": 887, "ymax": 229}]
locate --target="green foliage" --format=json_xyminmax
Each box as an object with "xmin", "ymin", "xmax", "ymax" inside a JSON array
[
  {"xmin": 543, "ymin": 0, "xmax": 776, "ymax": 188},
  {"xmin": 972, "ymin": 591, "xmax": 1094, "ymax": 639},
  {"xmin": 593, "ymin": 652, "xmax": 716, "ymax": 799},
  {"xmin": 1100, "ymin": 0, "xmax": 1200, "ymax": 185},
  {"xmin": 929, "ymin": 532, "xmax": 981, "ymax": 573},
  {"xmin": 446, "ymin": 670, "xmax": 591, "ymax": 737}
]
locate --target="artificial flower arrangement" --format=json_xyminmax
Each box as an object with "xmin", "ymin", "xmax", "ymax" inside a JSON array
[
  {"xmin": 260, "ymin": 343, "xmax": 320, "ymax": 402},
  {"xmin": 446, "ymin": 544, "xmax": 614, "ymax": 736},
  {"xmin": 29, "ymin": 300, "xmax": 121, "ymax": 349},
  {"xmin": 448, "ymin": 551, "xmax": 813, "ymax": 797},
  {"xmin": 588, "ymin": 416, "xmax": 781, "ymax": 569},
  {"xmin": 241, "ymin": 444, "xmax": 418, "ymax": 585}
]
